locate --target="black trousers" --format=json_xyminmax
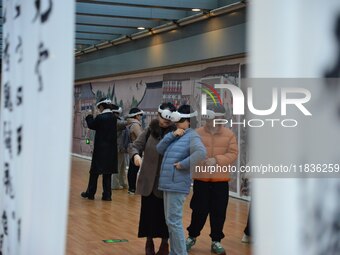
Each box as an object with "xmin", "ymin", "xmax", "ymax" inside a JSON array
[
  {"xmin": 127, "ymin": 160, "xmax": 139, "ymax": 192},
  {"xmin": 86, "ymin": 173, "xmax": 112, "ymax": 199},
  {"xmin": 187, "ymin": 180, "xmax": 229, "ymax": 242}
]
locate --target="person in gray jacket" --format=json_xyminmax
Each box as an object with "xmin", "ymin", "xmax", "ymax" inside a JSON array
[
  {"xmin": 156, "ymin": 104, "xmax": 206, "ymax": 255},
  {"xmin": 110, "ymin": 104, "xmax": 128, "ymax": 190},
  {"xmin": 129, "ymin": 102, "xmax": 176, "ymax": 255},
  {"xmin": 126, "ymin": 107, "xmax": 144, "ymax": 194}
]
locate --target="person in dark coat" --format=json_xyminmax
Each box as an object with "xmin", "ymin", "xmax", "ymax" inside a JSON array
[
  {"xmin": 128, "ymin": 103, "xmax": 176, "ymax": 255},
  {"xmin": 81, "ymin": 98, "xmax": 118, "ymax": 201}
]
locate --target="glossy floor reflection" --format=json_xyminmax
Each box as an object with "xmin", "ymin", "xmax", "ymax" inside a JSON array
[{"xmin": 66, "ymin": 156, "xmax": 252, "ymax": 255}]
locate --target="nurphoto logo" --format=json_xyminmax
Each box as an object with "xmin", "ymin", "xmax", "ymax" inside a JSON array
[{"xmin": 200, "ymin": 83, "xmax": 312, "ymax": 128}]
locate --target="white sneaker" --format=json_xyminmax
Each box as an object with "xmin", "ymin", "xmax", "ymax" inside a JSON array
[
  {"xmin": 112, "ymin": 185, "xmax": 123, "ymax": 190},
  {"xmin": 186, "ymin": 236, "xmax": 196, "ymax": 251},
  {"xmin": 241, "ymin": 234, "xmax": 252, "ymax": 243},
  {"xmin": 211, "ymin": 241, "xmax": 226, "ymax": 255}
]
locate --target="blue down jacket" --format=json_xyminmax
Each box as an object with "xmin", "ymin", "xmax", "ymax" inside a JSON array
[{"xmin": 156, "ymin": 128, "xmax": 206, "ymax": 194}]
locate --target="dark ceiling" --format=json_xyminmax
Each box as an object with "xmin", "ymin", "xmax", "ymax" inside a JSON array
[
  {"xmin": 0, "ymin": 0, "xmax": 245, "ymax": 54},
  {"xmin": 74, "ymin": 0, "xmax": 244, "ymax": 52}
]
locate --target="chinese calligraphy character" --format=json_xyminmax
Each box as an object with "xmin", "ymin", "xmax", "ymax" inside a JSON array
[
  {"xmin": 15, "ymin": 36, "xmax": 23, "ymax": 63},
  {"xmin": 4, "ymin": 82, "xmax": 13, "ymax": 112},
  {"xmin": 17, "ymin": 86, "xmax": 23, "ymax": 106},
  {"xmin": 14, "ymin": 5, "xmax": 21, "ymax": 19},
  {"xmin": 3, "ymin": 35, "xmax": 10, "ymax": 72},
  {"xmin": 4, "ymin": 163, "xmax": 15, "ymax": 199},
  {"xmin": 33, "ymin": 0, "xmax": 53, "ymax": 23},
  {"xmin": 2, "ymin": 212, "xmax": 8, "ymax": 236},
  {"xmin": 17, "ymin": 126, "xmax": 22, "ymax": 155},
  {"xmin": 35, "ymin": 43, "xmax": 49, "ymax": 92},
  {"xmin": 4, "ymin": 122, "xmax": 12, "ymax": 158}
]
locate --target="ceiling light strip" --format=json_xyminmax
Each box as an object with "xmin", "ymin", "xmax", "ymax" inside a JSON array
[{"xmin": 75, "ymin": 1, "xmax": 246, "ymax": 56}]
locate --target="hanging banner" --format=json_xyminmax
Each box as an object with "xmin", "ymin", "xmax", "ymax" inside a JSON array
[{"xmin": 0, "ymin": 1, "xmax": 74, "ymax": 254}]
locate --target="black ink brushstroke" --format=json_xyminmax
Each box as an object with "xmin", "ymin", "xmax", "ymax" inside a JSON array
[
  {"xmin": 33, "ymin": 0, "xmax": 53, "ymax": 23},
  {"xmin": 17, "ymin": 126, "xmax": 22, "ymax": 155},
  {"xmin": 14, "ymin": 5, "xmax": 21, "ymax": 19},
  {"xmin": 16, "ymin": 36, "xmax": 23, "ymax": 63},
  {"xmin": 0, "ymin": 234, "xmax": 3, "ymax": 254},
  {"xmin": 4, "ymin": 122, "xmax": 13, "ymax": 159},
  {"xmin": 4, "ymin": 82, "xmax": 13, "ymax": 111},
  {"xmin": 17, "ymin": 219, "xmax": 21, "ymax": 242},
  {"xmin": 33, "ymin": 0, "xmax": 40, "ymax": 22},
  {"xmin": 41, "ymin": 0, "xmax": 53, "ymax": 23},
  {"xmin": 3, "ymin": 8, "xmax": 6, "ymax": 24},
  {"xmin": 3, "ymin": 35, "xmax": 10, "ymax": 72},
  {"xmin": 2, "ymin": 212, "xmax": 8, "ymax": 236},
  {"xmin": 4, "ymin": 163, "xmax": 15, "ymax": 199},
  {"xmin": 17, "ymin": 86, "xmax": 23, "ymax": 106},
  {"xmin": 35, "ymin": 43, "xmax": 49, "ymax": 92}
]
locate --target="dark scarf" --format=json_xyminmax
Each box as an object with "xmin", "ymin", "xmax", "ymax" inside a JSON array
[{"xmin": 149, "ymin": 119, "xmax": 176, "ymax": 140}]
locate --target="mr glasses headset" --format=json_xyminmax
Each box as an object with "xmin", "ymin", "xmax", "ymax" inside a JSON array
[
  {"xmin": 158, "ymin": 105, "xmax": 198, "ymax": 122},
  {"xmin": 160, "ymin": 106, "xmax": 224, "ymax": 122},
  {"xmin": 201, "ymin": 110, "xmax": 225, "ymax": 119}
]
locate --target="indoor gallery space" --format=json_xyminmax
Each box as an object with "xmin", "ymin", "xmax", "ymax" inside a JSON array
[{"xmin": 0, "ymin": 1, "xmax": 340, "ymax": 255}]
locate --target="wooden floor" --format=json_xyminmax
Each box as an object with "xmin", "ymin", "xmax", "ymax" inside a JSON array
[{"xmin": 66, "ymin": 156, "xmax": 252, "ymax": 255}]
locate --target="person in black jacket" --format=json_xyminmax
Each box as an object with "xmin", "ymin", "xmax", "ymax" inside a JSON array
[{"xmin": 81, "ymin": 98, "xmax": 118, "ymax": 201}]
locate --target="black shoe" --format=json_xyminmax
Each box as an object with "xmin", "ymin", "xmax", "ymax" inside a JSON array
[
  {"xmin": 81, "ymin": 192, "xmax": 94, "ymax": 200},
  {"xmin": 101, "ymin": 197, "xmax": 112, "ymax": 201}
]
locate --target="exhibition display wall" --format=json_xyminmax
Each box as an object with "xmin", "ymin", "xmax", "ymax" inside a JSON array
[{"xmin": 72, "ymin": 58, "xmax": 250, "ymax": 199}]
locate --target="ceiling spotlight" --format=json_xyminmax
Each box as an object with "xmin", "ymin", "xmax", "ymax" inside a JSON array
[
  {"xmin": 192, "ymin": 8, "xmax": 201, "ymax": 12},
  {"xmin": 137, "ymin": 27, "xmax": 145, "ymax": 30}
]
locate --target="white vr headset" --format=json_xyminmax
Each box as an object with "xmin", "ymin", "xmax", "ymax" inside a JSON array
[
  {"xmin": 158, "ymin": 105, "xmax": 173, "ymax": 120},
  {"xmin": 201, "ymin": 110, "xmax": 225, "ymax": 120},
  {"xmin": 171, "ymin": 111, "xmax": 198, "ymax": 122},
  {"xmin": 112, "ymin": 107, "xmax": 122, "ymax": 114},
  {"xmin": 96, "ymin": 98, "xmax": 112, "ymax": 108},
  {"xmin": 127, "ymin": 110, "xmax": 144, "ymax": 118}
]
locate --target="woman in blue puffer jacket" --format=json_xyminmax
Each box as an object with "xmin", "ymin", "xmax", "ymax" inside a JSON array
[{"xmin": 156, "ymin": 104, "xmax": 206, "ymax": 255}]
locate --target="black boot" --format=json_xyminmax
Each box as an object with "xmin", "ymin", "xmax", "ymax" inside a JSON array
[
  {"xmin": 156, "ymin": 240, "xmax": 169, "ymax": 255},
  {"xmin": 145, "ymin": 238, "xmax": 155, "ymax": 255}
]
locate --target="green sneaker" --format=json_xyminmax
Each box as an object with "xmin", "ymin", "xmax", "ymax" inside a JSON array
[
  {"xmin": 211, "ymin": 241, "xmax": 226, "ymax": 255},
  {"xmin": 186, "ymin": 236, "xmax": 196, "ymax": 252}
]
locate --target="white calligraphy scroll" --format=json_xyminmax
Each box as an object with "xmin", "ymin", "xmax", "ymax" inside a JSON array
[
  {"xmin": 0, "ymin": 1, "xmax": 75, "ymax": 254},
  {"xmin": 249, "ymin": 1, "xmax": 340, "ymax": 255}
]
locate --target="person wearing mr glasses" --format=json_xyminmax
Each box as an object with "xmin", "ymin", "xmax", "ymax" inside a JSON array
[
  {"xmin": 126, "ymin": 107, "xmax": 144, "ymax": 194},
  {"xmin": 80, "ymin": 98, "xmax": 118, "ymax": 201},
  {"xmin": 186, "ymin": 104, "xmax": 238, "ymax": 255},
  {"xmin": 128, "ymin": 103, "xmax": 176, "ymax": 255},
  {"xmin": 156, "ymin": 105, "xmax": 206, "ymax": 255}
]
